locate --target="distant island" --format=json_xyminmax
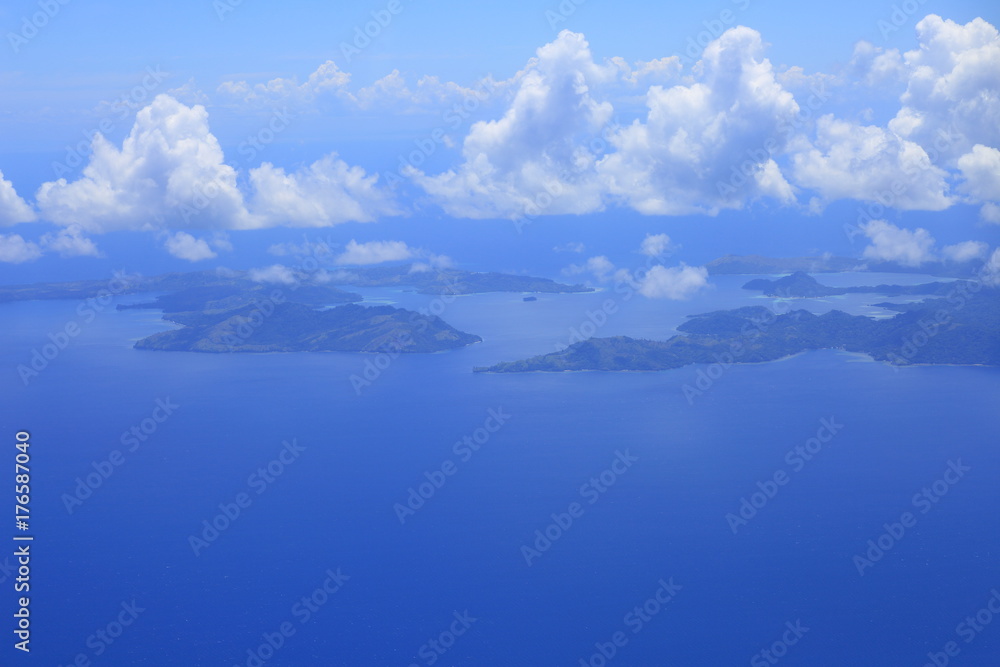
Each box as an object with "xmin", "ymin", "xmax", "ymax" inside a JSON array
[
  {"xmin": 136, "ymin": 302, "xmax": 481, "ymax": 353},
  {"xmin": 742, "ymin": 271, "xmax": 964, "ymax": 298},
  {"xmin": 476, "ymin": 283, "xmax": 1000, "ymax": 372},
  {"xmin": 707, "ymin": 254, "xmax": 977, "ymax": 278},
  {"xmin": 0, "ymin": 265, "xmax": 592, "ymax": 303}
]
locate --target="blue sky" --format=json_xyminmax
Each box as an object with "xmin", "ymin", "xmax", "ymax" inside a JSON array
[{"xmin": 0, "ymin": 0, "xmax": 998, "ymax": 291}]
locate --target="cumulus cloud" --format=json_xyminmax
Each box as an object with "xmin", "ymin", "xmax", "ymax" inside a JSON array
[
  {"xmin": 888, "ymin": 15, "xmax": 1000, "ymax": 161},
  {"xmin": 848, "ymin": 42, "xmax": 904, "ymax": 87},
  {"xmin": 40, "ymin": 225, "xmax": 101, "ymax": 257},
  {"xmin": 248, "ymin": 264, "xmax": 298, "ymax": 285},
  {"xmin": 942, "ymin": 240, "xmax": 988, "ymax": 263},
  {"xmin": 407, "ymin": 30, "xmax": 616, "ymax": 219},
  {"xmin": 0, "ymin": 171, "xmax": 36, "ymax": 225},
  {"xmin": 791, "ymin": 115, "xmax": 952, "ymax": 210},
  {"xmin": 957, "ymin": 144, "xmax": 1000, "ymax": 197},
  {"xmin": 981, "ymin": 202, "xmax": 1000, "ymax": 225},
  {"xmin": 598, "ymin": 26, "xmax": 799, "ymax": 215},
  {"xmin": 335, "ymin": 240, "xmax": 414, "ymax": 266},
  {"xmin": 248, "ymin": 154, "xmax": 400, "ymax": 227},
  {"xmin": 164, "ymin": 231, "xmax": 217, "ymax": 262},
  {"xmin": 639, "ymin": 233, "xmax": 672, "ymax": 257},
  {"xmin": 982, "ymin": 248, "xmax": 1000, "ymax": 285},
  {"xmin": 564, "ymin": 255, "xmax": 616, "ymax": 281},
  {"xmin": 635, "ymin": 264, "xmax": 709, "ymax": 300},
  {"xmin": 0, "ymin": 234, "xmax": 42, "ymax": 263},
  {"xmin": 32, "ymin": 95, "xmax": 398, "ymax": 233},
  {"xmin": 860, "ymin": 220, "xmax": 936, "ymax": 266},
  {"xmin": 217, "ymin": 60, "xmax": 353, "ymax": 108},
  {"xmin": 36, "ymin": 95, "xmax": 251, "ymax": 232}
]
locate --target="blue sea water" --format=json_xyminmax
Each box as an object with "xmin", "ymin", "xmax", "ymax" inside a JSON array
[{"xmin": 1, "ymin": 274, "xmax": 999, "ymax": 666}]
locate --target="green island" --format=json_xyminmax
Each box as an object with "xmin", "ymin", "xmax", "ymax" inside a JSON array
[
  {"xmin": 0, "ymin": 266, "xmax": 588, "ymax": 354},
  {"xmin": 475, "ymin": 279, "xmax": 1000, "ymax": 372}
]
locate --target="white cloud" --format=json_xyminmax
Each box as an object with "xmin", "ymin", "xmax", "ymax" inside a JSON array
[
  {"xmin": 860, "ymin": 220, "xmax": 936, "ymax": 266},
  {"xmin": 335, "ymin": 240, "xmax": 413, "ymax": 266},
  {"xmin": 957, "ymin": 144, "xmax": 1000, "ymax": 200},
  {"xmin": 564, "ymin": 255, "xmax": 616, "ymax": 281},
  {"xmin": 888, "ymin": 15, "xmax": 1000, "ymax": 162},
  {"xmin": 36, "ymin": 95, "xmax": 251, "ymax": 232},
  {"xmin": 982, "ymin": 248, "xmax": 1000, "ymax": 285},
  {"xmin": 40, "ymin": 225, "xmax": 101, "ymax": 257},
  {"xmin": 248, "ymin": 154, "xmax": 399, "ymax": 227},
  {"xmin": 636, "ymin": 264, "xmax": 709, "ymax": 300},
  {"xmin": 554, "ymin": 241, "xmax": 585, "ymax": 253},
  {"xmin": 981, "ymin": 202, "xmax": 1000, "ymax": 225},
  {"xmin": 0, "ymin": 171, "xmax": 36, "ymax": 225},
  {"xmin": 217, "ymin": 60, "xmax": 352, "ymax": 108},
  {"xmin": 942, "ymin": 240, "xmax": 988, "ymax": 263},
  {"xmin": 248, "ymin": 264, "xmax": 298, "ymax": 285},
  {"xmin": 267, "ymin": 238, "xmax": 335, "ymax": 257},
  {"xmin": 0, "ymin": 234, "xmax": 43, "ymax": 263},
  {"xmin": 34, "ymin": 95, "xmax": 398, "ymax": 234},
  {"xmin": 598, "ymin": 26, "xmax": 799, "ymax": 215},
  {"xmin": 639, "ymin": 233, "xmax": 672, "ymax": 257},
  {"xmin": 408, "ymin": 30, "xmax": 616, "ymax": 219},
  {"xmin": 848, "ymin": 41, "xmax": 904, "ymax": 87},
  {"xmin": 791, "ymin": 115, "xmax": 952, "ymax": 210},
  {"xmin": 164, "ymin": 231, "xmax": 217, "ymax": 262}
]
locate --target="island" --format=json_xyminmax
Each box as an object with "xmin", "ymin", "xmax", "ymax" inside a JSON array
[
  {"xmin": 0, "ymin": 265, "xmax": 592, "ymax": 354},
  {"xmin": 475, "ymin": 285, "xmax": 1000, "ymax": 372},
  {"xmin": 136, "ymin": 302, "xmax": 481, "ymax": 353},
  {"xmin": 741, "ymin": 271, "xmax": 964, "ymax": 298},
  {"xmin": 707, "ymin": 254, "xmax": 977, "ymax": 278}
]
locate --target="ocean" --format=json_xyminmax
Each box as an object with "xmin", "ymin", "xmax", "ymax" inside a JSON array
[{"xmin": 1, "ymin": 273, "xmax": 998, "ymax": 665}]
